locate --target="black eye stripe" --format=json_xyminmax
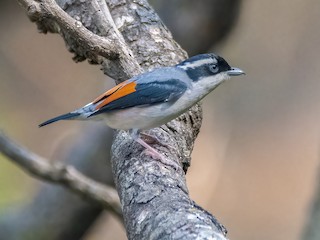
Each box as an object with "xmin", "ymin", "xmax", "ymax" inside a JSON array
[{"xmin": 176, "ymin": 54, "xmax": 232, "ymax": 81}]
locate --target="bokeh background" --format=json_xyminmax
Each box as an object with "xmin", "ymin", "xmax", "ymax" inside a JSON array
[{"xmin": 1, "ymin": 0, "xmax": 320, "ymax": 239}]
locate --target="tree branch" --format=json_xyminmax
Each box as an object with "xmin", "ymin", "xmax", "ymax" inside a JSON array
[
  {"xmin": 18, "ymin": 0, "xmax": 118, "ymax": 59},
  {"xmin": 0, "ymin": 131, "xmax": 122, "ymax": 219},
  {"xmin": 1, "ymin": 0, "xmax": 243, "ymax": 238},
  {"xmin": 106, "ymin": 1, "xmax": 227, "ymax": 239},
  {"xmin": 17, "ymin": 0, "xmax": 142, "ymax": 80},
  {"xmin": 0, "ymin": 126, "xmax": 117, "ymax": 240}
]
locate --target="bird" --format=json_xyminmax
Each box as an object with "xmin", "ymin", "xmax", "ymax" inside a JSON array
[{"xmin": 39, "ymin": 53, "xmax": 244, "ymax": 167}]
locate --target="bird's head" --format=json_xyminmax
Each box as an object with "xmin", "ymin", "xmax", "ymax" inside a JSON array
[{"xmin": 176, "ymin": 53, "xmax": 245, "ymax": 84}]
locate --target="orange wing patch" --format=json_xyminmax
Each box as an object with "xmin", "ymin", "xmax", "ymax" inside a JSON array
[
  {"xmin": 93, "ymin": 80, "xmax": 129, "ymax": 104},
  {"xmin": 94, "ymin": 81, "xmax": 137, "ymax": 110}
]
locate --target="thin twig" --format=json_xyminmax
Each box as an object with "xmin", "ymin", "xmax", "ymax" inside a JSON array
[{"xmin": 0, "ymin": 131, "xmax": 122, "ymax": 220}]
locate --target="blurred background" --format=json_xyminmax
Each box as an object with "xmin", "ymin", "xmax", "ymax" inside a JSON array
[{"xmin": 1, "ymin": 0, "xmax": 320, "ymax": 239}]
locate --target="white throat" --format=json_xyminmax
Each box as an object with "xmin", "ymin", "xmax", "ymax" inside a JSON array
[{"xmin": 191, "ymin": 72, "xmax": 230, "ymax": 98}]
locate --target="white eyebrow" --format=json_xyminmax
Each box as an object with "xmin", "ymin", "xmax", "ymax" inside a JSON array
[{"xmin": 178, "ymin": 58, "xmax": 217, "ymax": 70}]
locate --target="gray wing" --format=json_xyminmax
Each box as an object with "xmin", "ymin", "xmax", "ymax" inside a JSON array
[{"xmin": 90, "ymin": 78, "xmax": 188, "ymax": 115}]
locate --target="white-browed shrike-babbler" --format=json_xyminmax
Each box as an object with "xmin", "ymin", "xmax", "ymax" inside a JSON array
[{"xmin": 39, "ymin": 53, "xmax": 245, "ymax": 166}]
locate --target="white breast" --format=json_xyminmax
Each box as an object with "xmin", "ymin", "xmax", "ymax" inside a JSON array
[{"xmin": 102, "ymin": 72, "xmax": 229, "ymax": 130}]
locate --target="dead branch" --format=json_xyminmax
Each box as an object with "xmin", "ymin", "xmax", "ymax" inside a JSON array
[
  {"xmin": 17, "ymin": 0, "xmax": 142, "ymax": 80},
  {"xmin": 18, "ymin": 0, "xmax": 118, "ymax": 59},
  {"xmin": 0, "ymin": 0, "xmax": 242, "ymax": 239},
  {"xmin": 0, "ymin": 131, "xmax": 122, "ymax": 219},
  {"xmin": 0, "ymin": 126, "xmax": 117, "ymax": 240}
]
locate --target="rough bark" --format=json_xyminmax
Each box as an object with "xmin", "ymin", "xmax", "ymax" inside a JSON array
[
  {"xmin": 107, "ymin": 1, "xmax": 225, "ymax": 239},
  {"xmin": 0, "ymin": 0, "xmax": 242, "ymax": 239}
]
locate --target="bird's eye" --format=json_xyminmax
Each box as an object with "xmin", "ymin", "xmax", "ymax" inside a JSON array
[{"xmin": 209, "ymin": 64, "xmax": 219, "ymax": 73}]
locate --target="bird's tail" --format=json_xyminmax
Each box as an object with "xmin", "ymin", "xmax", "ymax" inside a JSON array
[{"xmin": 39, "ymin": 112, "xmax": 81, "ymax": 127}]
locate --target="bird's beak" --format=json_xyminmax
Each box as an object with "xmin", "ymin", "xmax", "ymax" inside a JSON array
[{"xmin": 227, "ymin": 67, "xmax": 245, "ymax": 76}]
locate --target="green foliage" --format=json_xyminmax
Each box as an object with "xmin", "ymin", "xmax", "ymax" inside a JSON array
[{"xmin": 0, "ymin": 155, "xmax": 34, "ymax": 208}]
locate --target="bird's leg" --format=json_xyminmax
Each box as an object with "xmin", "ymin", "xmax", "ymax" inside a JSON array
[{"xmin": 130, "ymin": 129, "xmax": 179, "ymax": 170}]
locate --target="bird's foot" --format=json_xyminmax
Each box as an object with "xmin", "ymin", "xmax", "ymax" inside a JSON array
[
  {"xmin": 142, "ymin": 149, "xmax": 179, "ymax": 171},
  {"xmin": 135, "ymin": 137, "xmax": 179, "ymax": 170}
]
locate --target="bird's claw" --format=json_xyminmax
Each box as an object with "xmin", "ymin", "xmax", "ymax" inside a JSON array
[{"xmin": 142, "ymin": 148, "xmax": 180, "ymax": 171}]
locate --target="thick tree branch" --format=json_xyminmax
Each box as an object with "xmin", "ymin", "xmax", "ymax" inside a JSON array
[
  {"xmin": 1, "ymin": 0, "xmax": 243, "ymax": 238},
  {"xmin": 106, "ymin": 1, "xmax": 227, "ymax": 239},
  {"xmin": 0, "ymin": 131, "xmax": 122, "ymax": 219}
]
